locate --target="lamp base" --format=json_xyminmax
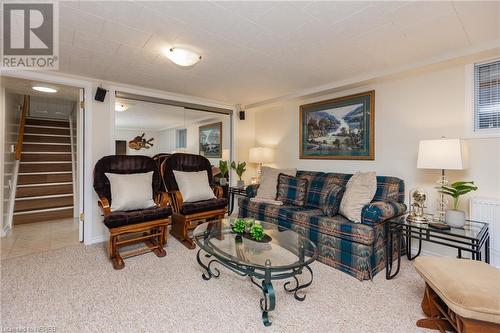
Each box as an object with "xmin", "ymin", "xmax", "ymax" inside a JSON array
[{"xmin": 435, "ymin": 169, "xmax": 449, "ymax": 223}]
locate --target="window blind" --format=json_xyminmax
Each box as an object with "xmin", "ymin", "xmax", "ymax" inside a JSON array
[
  {"xmin": 474, "ymin": 60, "xmax": 500, "ymax": 131},
  {"xmin": 176, "ymin": 129, "xmax": 187, "ymax": 148}
]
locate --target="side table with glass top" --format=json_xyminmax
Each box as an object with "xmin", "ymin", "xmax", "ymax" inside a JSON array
[
  {"xmin": 227, "ymin": 186, "xmax": 247, "ymax": 215},
  {"xmin": 385, "ymin": 214, "xmax": 490, "ymax": 280}
]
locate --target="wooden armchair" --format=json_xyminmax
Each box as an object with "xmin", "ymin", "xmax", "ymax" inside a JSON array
[
  {"xmin": 93, "ymin": 155, "xmax": 172, "ymax": 269},
  {"xmin": 161, "ymin": 153, "xmax": 227, "ymax": 249}
]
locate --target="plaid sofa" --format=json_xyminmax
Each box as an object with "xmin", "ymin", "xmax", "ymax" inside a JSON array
[{"xmin": 238, "ymin": 170, "xmax": 406, "ymax": 281}]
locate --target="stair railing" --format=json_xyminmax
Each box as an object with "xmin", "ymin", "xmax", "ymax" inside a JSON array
[
  {"xmin": 15, "ymin": 95, "xmax": 30, "ymax": 160},
  {"xmin": 7, "ymin": 95, "xmax": 29, "ymax": 230}
]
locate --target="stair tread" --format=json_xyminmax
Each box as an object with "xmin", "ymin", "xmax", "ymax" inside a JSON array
[
  {"xmin": 21, "ymin": 154, "xmax": 72, "ymax": 162},
  {"xmin": 19, "ymin": 163, "xmax": 72, "ymax": 173},
  {"xmin": 24, "ymin": 127, "xmax": 70, "ymax": 136},
  {"xmin": 25, "ymin": 118, "xmax": 69, "ymax": 128},
  {"xmin": 16, "ymin": 184, "xmax": 73, "ymax": 198},
  {"xmin": 23, "ymin": 134, "xmax": 71, "ymax": 143},
  {"xmin": 18, "ymin": 173, "xmax": 73, "ymax": 185},
  {"xmin": 14, "ymin": 195, "xmax": 74, "ymax": 212},
  {"xmin": 13, "ymin": 208, "xmax": 73, "ymax": 225},
  {"xmin": 22, "ymin": 143, "xmax": 71, "ymax": 152}
]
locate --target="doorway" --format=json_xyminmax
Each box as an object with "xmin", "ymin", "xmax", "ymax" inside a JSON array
[{"xmin": 1, "ymin": 77, "xmax": 85, "ymax": 259}]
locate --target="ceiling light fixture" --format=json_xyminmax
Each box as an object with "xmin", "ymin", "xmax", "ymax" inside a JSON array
[
  {"xmin": 115, "ymin": 103, "xmax": 128, "ymax": 112},
  {"xmin": 164, "ymin": 47, "xmax": 202, "ymax": 67},
  {"xmin": 32, "ymin": 86, "xmax": 58, "ymax": 93}
]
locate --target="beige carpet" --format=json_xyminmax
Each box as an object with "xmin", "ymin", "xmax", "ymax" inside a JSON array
[{"xmin": 1, "ymin": 239, "xmax": 428, "ymax": 332}]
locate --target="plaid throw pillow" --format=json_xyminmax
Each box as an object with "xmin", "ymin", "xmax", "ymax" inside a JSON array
[
  {"xmin": 276, "ymin": 173, "xmax": 308, "ymax": 206},
  {"xmin": 320, "ymin": 184, "xmax": 345, "ymax": 216}
]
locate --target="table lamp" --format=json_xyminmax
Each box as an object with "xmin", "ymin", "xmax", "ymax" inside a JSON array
[
  {"xmin": 249, "ymin": 147, "xmax": 274, "ymax": 182},
  {"xmin": 417, "ymin": 138, "xmax": 467, "ymax": 222}
]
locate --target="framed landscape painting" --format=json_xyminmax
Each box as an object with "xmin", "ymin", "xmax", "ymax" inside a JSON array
[
  {"xmin": 299, "ymin": 91, "xmax": 374, "ymax": 160},
  {"xmin": 199, "ymin": 122, "xmax": 222, "ymax": 158}
]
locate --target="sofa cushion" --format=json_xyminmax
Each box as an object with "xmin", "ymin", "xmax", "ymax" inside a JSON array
[
  {"xmin": 297, "ymin": 172, "xmax": 350, "ymax": 209},
  {"xmin": 276, "ymin": 173, "xmax": 308, "ymax": 206},
  {"xmin": 321, "ymin": 184, "xmax": 345, "ymax": 217},
  {"xmin": 103, "ymin": 205, "xmax": 172, "ymax": 229},
  {"xmin": 238, "ymin": 197, "xmax": 376, "ymax": 245},
  {"xmin": 414, "ymin": 256, "xmax": 500, "ymax": 324},
  {"xmin": 180, "ymin": 198, "xmax": 227, "ymax": 215},
  {"xmin": 255, "ymin": 166, "xmax": 296, "ymax": 200},
  {"xmin": 340, "ymin": 171, "xmax": 377, "ymax": 223},
  {"xmin": 279, "ymin": 209, "xmax": 376, "ymax": 246}
]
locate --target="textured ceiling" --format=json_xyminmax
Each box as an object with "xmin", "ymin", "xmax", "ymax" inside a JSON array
[{"xmin": 58, "ymin": 1, "xmax": 499, "ymax": 104}]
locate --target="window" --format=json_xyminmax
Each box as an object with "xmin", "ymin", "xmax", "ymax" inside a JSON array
[
  {"xmin": 176, "ymin": 128, "xmax": 187, "ymax": 148},
  {"xmin": 474, "ymin": 60, "xmax": 500, "ymax": 132}
]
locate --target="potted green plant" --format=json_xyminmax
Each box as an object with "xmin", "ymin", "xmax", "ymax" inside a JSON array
[
  {"xmin": 231, "ymin": 161, "xmax": 246, "ymax": 188},
  {"xmin": 219, "ymin": 160, "xmax": 229, "ymax": 186},
  {"xmin": 438, "ymin": 181, "xmax": 478, "ymax": 227}
]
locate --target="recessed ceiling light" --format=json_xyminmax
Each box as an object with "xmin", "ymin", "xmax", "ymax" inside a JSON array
[
  {"xmin": 164, "ymin": 47, "xmax": 202, "ymax": 67},
  {"xmin": 115, "ymin": 103, "xmax": 128, "ymax": 112},
  {"xmin": 32, "ymin": 86, "xmax": 58, "ymax": 93}
]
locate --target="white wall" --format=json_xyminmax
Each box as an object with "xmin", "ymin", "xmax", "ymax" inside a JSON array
[
  {"xmin": 248, "ymin": 61, "xmax": 500, "ymax": 257},
  {"xmin": 1, "ymin": 91, "xmax": 22, "ymax": 233}
]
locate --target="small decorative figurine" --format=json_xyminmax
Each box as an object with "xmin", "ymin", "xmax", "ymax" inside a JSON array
[
  {"xmin": 407, "ymin": 188, "xmax": 429, "ymax": 223},
  {"xmin": 128, "ymin": 133, "xmax": 154, "ymax": 150}
]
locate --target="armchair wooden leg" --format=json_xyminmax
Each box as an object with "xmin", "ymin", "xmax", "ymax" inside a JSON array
[
  {"xmin": 110, "ymin": 235, "xmax": 125, "ymax": 270},
  {"xmin": 170, "ymin": 214, "xmax": 196, "ymax": 249}
]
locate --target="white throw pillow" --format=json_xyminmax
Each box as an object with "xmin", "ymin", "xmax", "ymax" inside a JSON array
[
  {"xmin": 339, "ymin": 171, "xmax": 377, "ymax": 223},
  {"xmin": 255, "ymin": 166, "xmax": 297, "ymax": 201},
  {"xmin": 173, "ymin": 170, "xmax": 216, "ymax": 203},
  {"xmin": 105, "ymin": 172, "xmax": 156, "ymax": 211}
]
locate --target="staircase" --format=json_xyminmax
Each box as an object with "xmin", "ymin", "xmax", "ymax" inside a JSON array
[{"xmin": 13, "ymin": 117, "xmax": 75, "ymax": 224}]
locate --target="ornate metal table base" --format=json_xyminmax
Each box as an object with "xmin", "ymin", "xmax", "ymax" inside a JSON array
[{"xmin": 196, "ymin": 249, "xmax": 314, "ymax": 326}]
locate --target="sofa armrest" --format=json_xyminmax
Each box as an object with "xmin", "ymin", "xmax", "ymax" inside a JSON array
[
  {"xmin": 361, "ymin": 201, "xmax": 407, "ymax": 226},
  {"xmin": 246, "ymin": 184, "xmax": 259, "ymax": 198}
]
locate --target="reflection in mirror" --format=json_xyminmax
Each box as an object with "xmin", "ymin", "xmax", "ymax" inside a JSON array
[{"xmin": 114, "ymin": 98, "xmax": 231, "ymax": 183}]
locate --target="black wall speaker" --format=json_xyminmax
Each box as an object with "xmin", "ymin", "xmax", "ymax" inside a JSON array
[
  {"xmin": 239, "ymin": 110, "xmax": 245, "ymax": 120},
  {"xmin": 94, "ymin": 87, "xmax": 107, "ymax": 102}
]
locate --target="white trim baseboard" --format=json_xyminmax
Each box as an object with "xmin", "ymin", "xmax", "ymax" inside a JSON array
[{"xmin": 90, "ymin": 235, "xmax": 108, "ymax": 244}]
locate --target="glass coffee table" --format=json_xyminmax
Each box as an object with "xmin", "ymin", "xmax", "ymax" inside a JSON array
[{"xmin": 193, "ymin": 218, "xmax": 317, "ymax": 326}]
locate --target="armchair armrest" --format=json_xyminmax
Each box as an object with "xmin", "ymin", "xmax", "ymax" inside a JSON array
[
  {"xmin": 98, "ymin": 197, "xmax": 111, "ymax": 217},
  {"xmin": 361, "ymin": 201, "xmax": 407, "ymax": 226},
  {"xmin": 213, "ymin": 185, "xmax": 224, "ymax": 199},
  {"xmin": 246, "ymin": 184, "xmax": 259, "ymax": 198},
  {"xmin": 168, "ymin": 190, "xmax": 184, "ymax": 214},
  {"xmin": 155, "ymin": 191, "xmax": 170, "ymax": 207}
]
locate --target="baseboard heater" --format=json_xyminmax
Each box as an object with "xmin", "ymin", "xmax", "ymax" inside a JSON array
[{"xmin": 470, "ymin": 197, "xmax": 500, "ymax": 267}]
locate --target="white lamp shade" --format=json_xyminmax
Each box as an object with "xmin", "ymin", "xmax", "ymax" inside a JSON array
[
  {"xmin": 417, "ymin": 139, "xmax": 467, "ymax": 170},
  {"xmin": 249, "ymin": 147, "xmax": 274, "ymax": 164},
  {"xmin": 221, "ymin": 149, "xmax": 230, "ymax": 161}
]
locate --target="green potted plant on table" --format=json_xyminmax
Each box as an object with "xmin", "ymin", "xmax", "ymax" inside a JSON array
[
  {"xmin": 231, "ymin": 161, "xmax": 246, "ymax": 188},
  {"xmin": 219, "ymin": 160, "xmax": 229, "ymax": 186},
  {"xmin": 438, "ymin": 181, "xmax": 478, "ymax": 228}
]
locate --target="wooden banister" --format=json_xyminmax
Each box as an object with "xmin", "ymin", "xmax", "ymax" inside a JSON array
[{"xmin": 15, "ymin": 95, "xmax": 30, "ymax": 161}]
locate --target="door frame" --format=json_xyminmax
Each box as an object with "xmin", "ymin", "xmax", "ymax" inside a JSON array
[{"xmin": 2, "ymin": 71, "xmax": 94, "ymax": 244}]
